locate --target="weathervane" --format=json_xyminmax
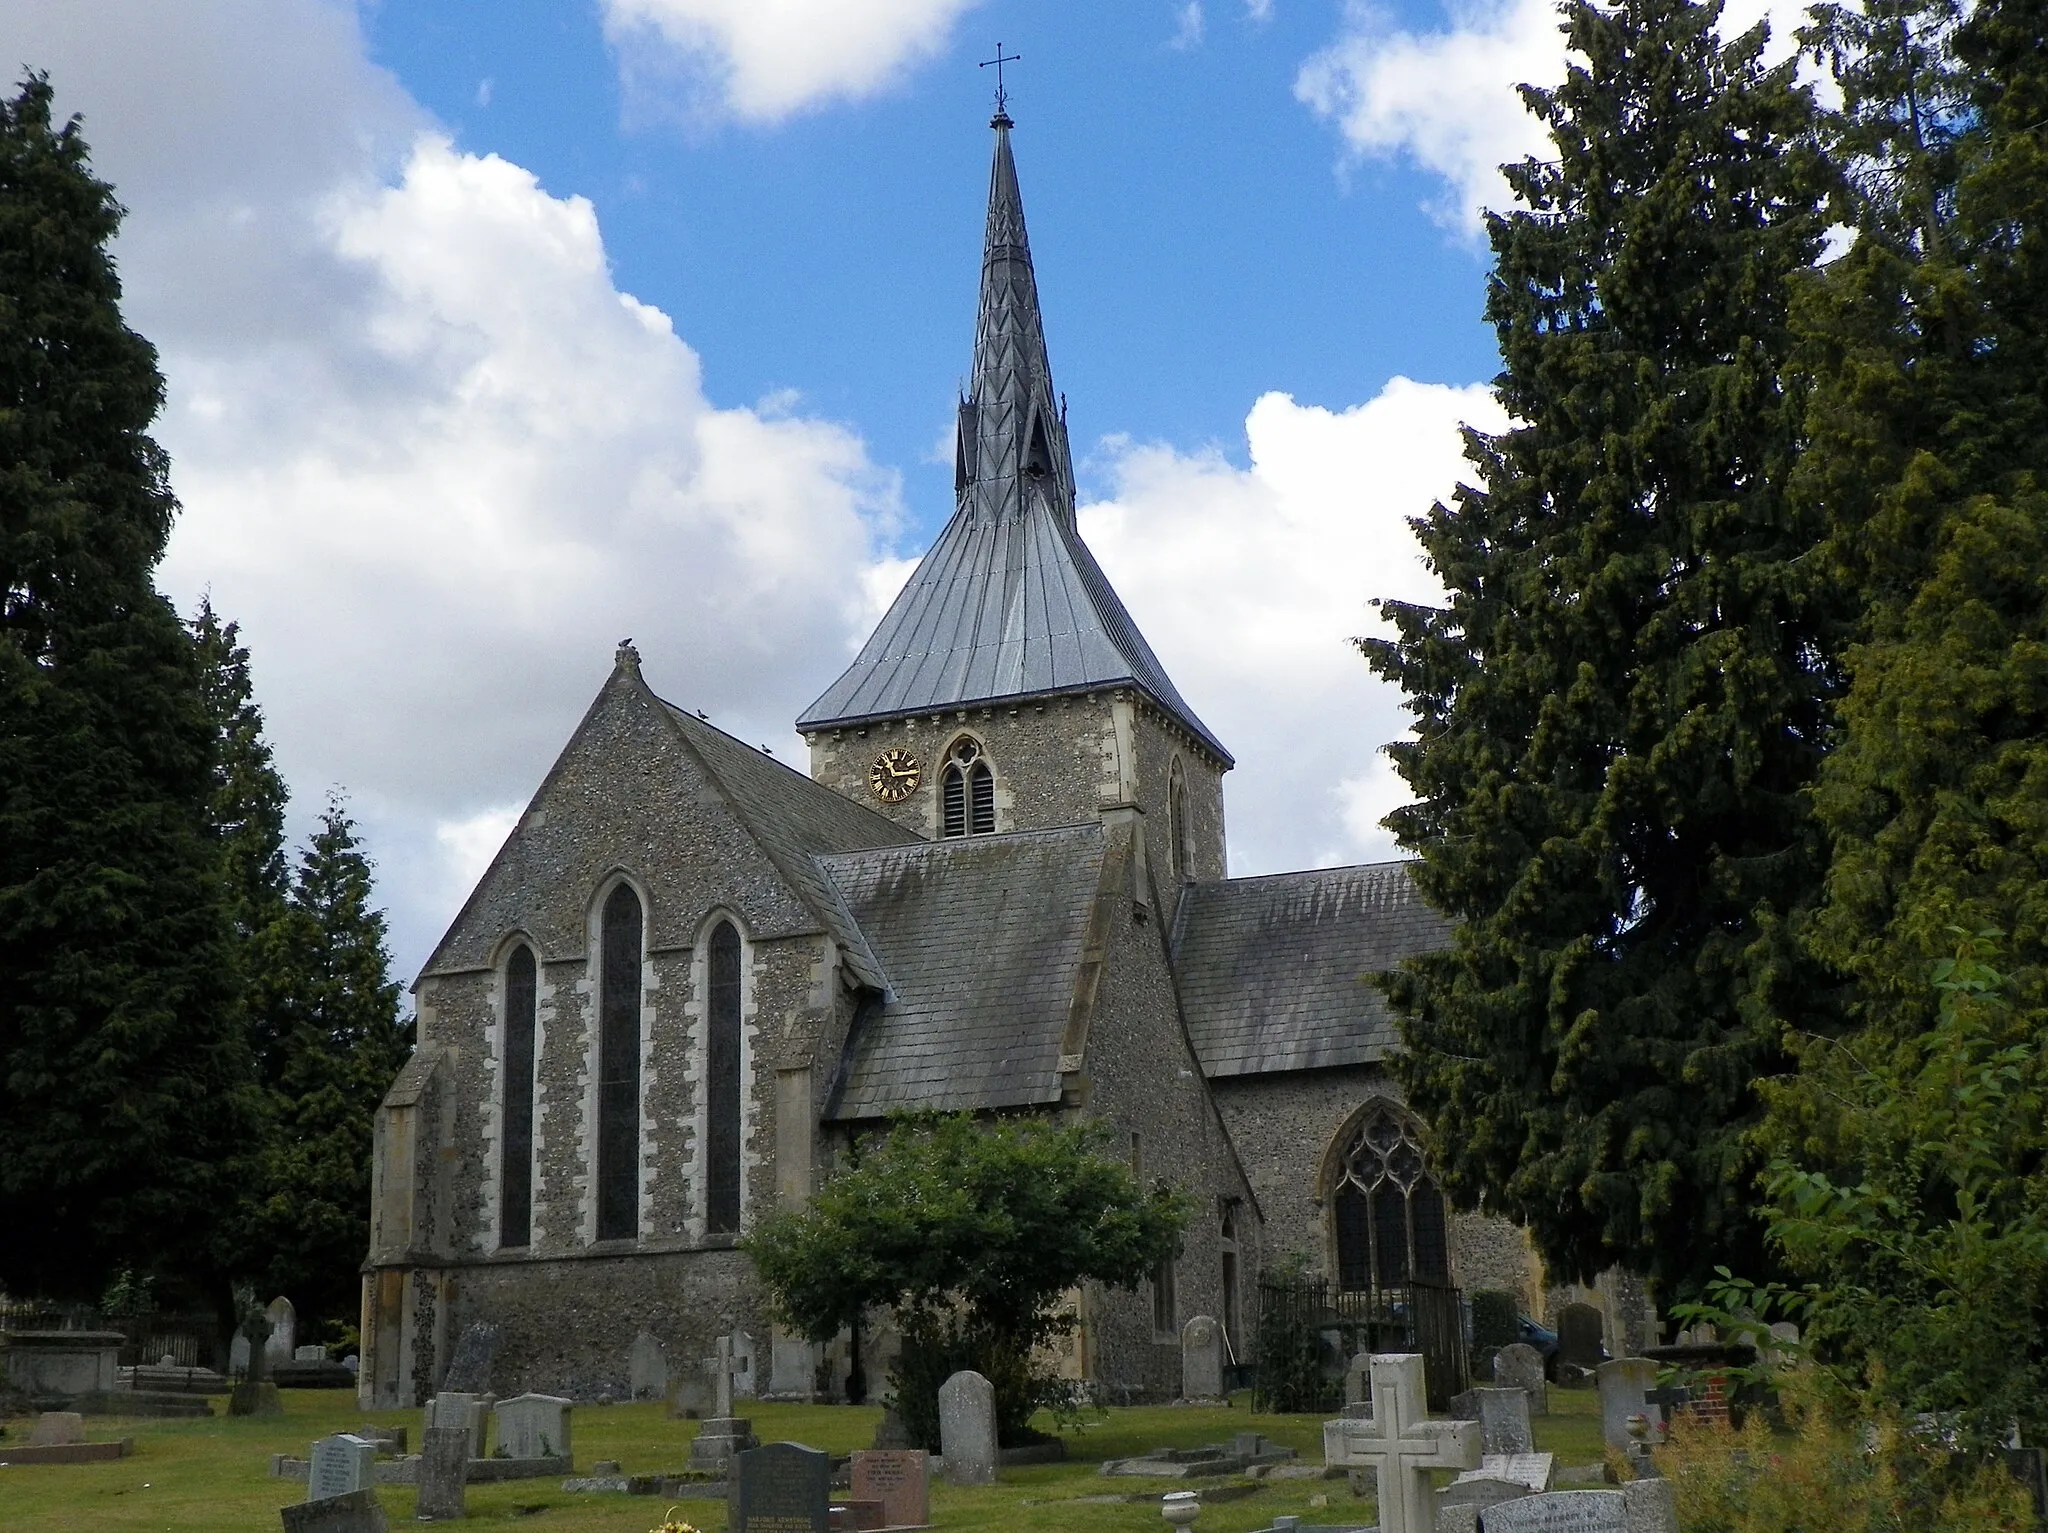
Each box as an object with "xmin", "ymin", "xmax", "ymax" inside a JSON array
[{"xmin": 980, "ymin": 43, "xmax": 1020, "ymax": 119}]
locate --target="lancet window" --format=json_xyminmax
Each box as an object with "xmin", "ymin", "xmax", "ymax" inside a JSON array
[
  {"xmin": 1331, "ymin": 1102, "xmax": 1449, "ymax": 1289},
  {"xmin": 705, "ymin": 919, "xmax": 744, "ymax": 1234},
  {"xmin": 940, "ymin": 738, "xmax": 996, "ymax": 838},
  {"xmin": 1168, "ymin": 759, "xmax": 1193, "ymax": 883},
  {"xmin": 499, "ymin": 943, "xmax": 536, "ymax": 1249},
  {"xmin": 595, "ymin": 882, "xmax": 643, "ymax": 1243}
]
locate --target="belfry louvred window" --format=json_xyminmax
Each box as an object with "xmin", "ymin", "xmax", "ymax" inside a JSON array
[
  {"xmin": 595, "ymin": 882, "xmax": 643, "ymax": 1243},
  {"xmin": 940, "ymin": 739, "xmax": 996, "ymax": 838},
  {"xmin": 1332, "ymin": 1103, "xmax": 1449, "ymax": 1289}
]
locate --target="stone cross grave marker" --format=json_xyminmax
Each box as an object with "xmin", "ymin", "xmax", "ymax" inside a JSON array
[
  {"xmin": 1597, "ymin": 1358, "xmax": 1660, "ymax": 1452},
  {"xmin": 415, "ymin": 1425, "xmax": 469, "ymax": 1521},
  {"xmin": 730, "ymin": 1440, "xmax": 831, "ymax": 1533},
  {"xmin": 937, "ymin": 1369, "xmax": 998, "ymax": 1486},
  {"xmin": 439, "ymin": 1323, "xmax": 500, "ymax": 1394},
  {"xmin": 1322, "ymin": 1352, "xmax": 1478, "ymax": 1533},
  {"xmin": 628, "ymin": 1331, "xmax": 668, "ymax": 1401},
  {"xmin": 1181, "ymin": 1314, "xmax": 1224, "ymax": 1400},
  {"xmin": 851, "ymin": 1449, "xmax": 929, "ymax": 1529},
  {"xmin": 278, "ymin": 1487, "xmax": 389, "ymax": 1533},
  {"xmin": 29, "ymin": 1413, "xmax": 85, "ymax": 1447},
  {"xmin": 1492, "ymin": 1343, "xmax": 1547, "ymax": 1412},
  {"xmin": 494, "ymin": 1394, "xmax": 571, "ymax": 1461},
  {"xmin": 265, "ymin": 1297, "xmax": 298, "ymax": 1367},
  {"xmin": 708, "ymin": 1335, "xmax": 742, "ymax": 1419},
  {"xmin": 308, "ymin": 1434, "xmax": 377, "ymax": 1503},
  {"xmin": 1556, "ymin": 1304, "xmax": 1605, "ymax": 1372},
  {"xmin": 689, "ymin": 1336, "xmax": 761, "ymax": 1472}
]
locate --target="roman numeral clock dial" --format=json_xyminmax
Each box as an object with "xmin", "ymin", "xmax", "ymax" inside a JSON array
[{"xmin": 868, "ymin": 747, "xmax": 922, "ymax": 804}]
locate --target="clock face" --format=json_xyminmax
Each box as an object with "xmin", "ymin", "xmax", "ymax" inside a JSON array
[{"xmin": 868, "ymin": 747, "xmax": 923, "ymax": 804}]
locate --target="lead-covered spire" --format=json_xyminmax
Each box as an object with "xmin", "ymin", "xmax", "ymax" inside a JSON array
[{"xmin": 957, "ymin": 112, "xmax": 1075, "ymax": 528}]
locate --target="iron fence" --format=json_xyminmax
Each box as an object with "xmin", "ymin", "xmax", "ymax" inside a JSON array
[
  {"xmin": 1251, "ymin": 1275, "xmax": 1468, "ymax": 1413},
  {"xmin": 0, "ymin": 1301, "xmax": 225, "ymax": 1370}
]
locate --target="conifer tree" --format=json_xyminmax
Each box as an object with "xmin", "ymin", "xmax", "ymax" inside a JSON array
[
  {"xmin": 245, "ymin": 797, "xmax": 410, "ymax": 1325},
  {"xmin": 0, "ymin": 77, "xmax": 258, "ymax": 1299},
  {"xmin": 1363, "ymin": 0, "xmax": 1833, "ymax": 1292}
]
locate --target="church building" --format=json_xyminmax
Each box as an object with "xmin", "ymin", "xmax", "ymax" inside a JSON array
[{"xmin": 360, "ymin": 109, "xmax": 1543, "ymax": 1412}]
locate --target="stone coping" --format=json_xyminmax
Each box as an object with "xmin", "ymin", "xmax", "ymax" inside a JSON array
[{"xmin": 0, "ymin": 1438, "xmax": 135, "ymax": 1466}]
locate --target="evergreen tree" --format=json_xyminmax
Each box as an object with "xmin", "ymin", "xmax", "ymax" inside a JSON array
[
  {"xmin": 0, "ymin": 76, "xmax": 258, "ymax": 1299},
  {"xmin": 1795, "ymin": 0, "xmax": 2048, "ymax": 1026},
  {"xmin": 245, "ymin": 797, "xmax": 410, "ymax": 1327},
  {"xmin": 1363, "ymin": 0, "xmax": 1833, "ymax": 1292}
]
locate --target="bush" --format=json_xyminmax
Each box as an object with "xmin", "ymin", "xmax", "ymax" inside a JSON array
[{"xmin": 1470, "ymin": 1289, "xmax": 1518, "ymax": 1375}]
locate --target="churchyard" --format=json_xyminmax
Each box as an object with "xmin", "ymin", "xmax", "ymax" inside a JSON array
[{"xmin": 0, "ymin": 1386, "xmax": 1611, "ymax": 1532}]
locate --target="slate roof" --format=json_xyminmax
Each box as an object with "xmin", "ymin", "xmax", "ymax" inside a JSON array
[
  {"xmin": 796, "ymin": 114, "xmax": 1230, "ymax": 765},
  {"xmin": 1170, "ymin": 861, "xmax": 1447, "ymax": 1078},
  {"xmin": 815, "ymin": 825, "xmax": 1106, "ymax": 1120}
]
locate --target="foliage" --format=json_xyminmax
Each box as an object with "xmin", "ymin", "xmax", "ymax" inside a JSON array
[
  {"xmin": 1362, "ymin": 0, "xmax": 1835, "ymax": 1294},
  {"xmin": 1469, "ymin": 1289, "xmax": 1520, "ymax": 1372},
  {"xmin": 1251, "ymin": 1279, "xmax": 1332, "ymax": 1415},
  {"xmin": 1658, "ymin": 1373, "xmax": 2032, "ymax": 1533},
  {"xmin": 745, "ymin": 1113, "xmax": 1189, "ymax": 1446},
  {"xmin": 0, "ymin": 73, "xmax": 260, "ymax": 1302},
  {"xmin": 1664, "ymin": 1266, "xmax": 1811, "ymax": 1395},
  {"xmin": 1759, "ymin": 933, "xmax": 2048, "ymax": 1453}
]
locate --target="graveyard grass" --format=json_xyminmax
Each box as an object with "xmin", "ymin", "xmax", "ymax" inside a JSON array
[{"xmin": 0, "ymin": 1388, "xmax": 1608, "ymax": 1531}]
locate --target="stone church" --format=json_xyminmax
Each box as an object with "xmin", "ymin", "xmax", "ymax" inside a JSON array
[{"xmin": 359, "ymin": 110, "xmax": 1544, "ymax": 1413}]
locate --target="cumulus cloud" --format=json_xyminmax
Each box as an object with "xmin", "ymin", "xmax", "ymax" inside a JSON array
[
  {"xmin": 600, "ymin": 0, "xmax": 985, "ymax": 123},
  {"xmin": 1081, "ymin": 379, "xmax": 1507, "ymax": 874},
  {"xmin": 10, "ymin": 0, "xmax": 902, "ymax": 978},
  {"xmin": 1297, "ymin": 0, "xmax": 1804, "ymax": 232}
]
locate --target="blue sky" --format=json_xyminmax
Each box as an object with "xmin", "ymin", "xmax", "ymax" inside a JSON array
[{"xmin": 9, "ymin": 0, "xmax": 1750, "ymax": 979}]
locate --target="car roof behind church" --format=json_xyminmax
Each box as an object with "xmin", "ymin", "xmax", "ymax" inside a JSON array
[
  {"xmin": 815, "ymin": 825, "xmax": 1105, "ymax": 1120},
  {"xmin": 1171, "ymin": 861, "xmax": 1446, "ymax": 1077}
]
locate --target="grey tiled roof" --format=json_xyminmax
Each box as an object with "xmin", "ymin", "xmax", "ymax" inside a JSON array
[
  {"xmin": 1171, "ymin": 861, "xmax": 1447, "ymax": 1077},
  {"xmin": 815, "ymin": 825, "xmax": 1106, "ymax": 1119},
  {"xmin": 796, "ymin": 115, "xmax": 1229, "ymax": 765}
]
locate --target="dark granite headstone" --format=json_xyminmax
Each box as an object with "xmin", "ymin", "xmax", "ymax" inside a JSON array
[
  {"xmin": 279, "ymin": 1488, "xmax": 388, "ymax": 1533},
  {"xmin": 1556, "ymin": 1304, "xmax": 1606, "ymax": 1371},
  {"xmin": 439, "ymin": 1324, "xmax": 500, "ymax": 1395},
  {"xmin": 731, "ymin": 1441, "xmax": 831, "ymax": 1533}
]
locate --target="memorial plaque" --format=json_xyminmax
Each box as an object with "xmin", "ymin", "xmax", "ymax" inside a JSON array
[
  {"xmin": 1481, "ymin": 1489, "xmax": 1627, "ymax": 1532},
  {"xmin": 851, "ymin": 1449, "xmax": 929, "ymax": 1528},
  {"xmin": 731, "ymin": 1441, "xmax": 832, "ymax": 1533},
  {"xmin": 308, "ymin": 1434, "xmax": 377, "ymax": 1503}
]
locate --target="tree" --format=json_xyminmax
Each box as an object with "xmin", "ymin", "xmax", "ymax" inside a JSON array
[
  {"xmin": 243, "ymin": 796, "xmax": 410, "ymax": 1330},
  {"xmin": 1796, "ymin": 0, "xmax": 2048, "ymax": 1029},
  {"xmin": 0, "ymin": 75, "xmax": 258, "ymax": 1300},
  {"xmin": 1362, "ymin": 0, "xmax": 1833, "ymax": 1294},
  {"xmin": 745, "ymin": 1114, "xmax": 1190, "ymax": 1447}
]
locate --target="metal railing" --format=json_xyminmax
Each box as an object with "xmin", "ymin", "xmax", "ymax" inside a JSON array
[{"xmin": 1252, "ymin": 1275, "xmax": 1469, "ymax": 1413}]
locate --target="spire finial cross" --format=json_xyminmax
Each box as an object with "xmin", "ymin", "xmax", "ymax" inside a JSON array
[{"xmin": 979, "ymin": 43, "xmax": 1021, "ymax": 119}]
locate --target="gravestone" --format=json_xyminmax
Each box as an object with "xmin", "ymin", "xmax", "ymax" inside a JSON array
[
  {"xmin": 278, "ymin": 1488, "xmax": 389, "ymax": 1533},
  {"xmin": 1556, "ymin": 1305, "xmax": 1605, "ymax": 1373},
  {"xmin": 1322, "ymin": 1353, "xmax": 1478, "ymax": 1533},
  {"xmin": 1452, "ymin": 1388, "xmax": 1532, "ymax": 1456},
  {"xmin": 29, "ymin": 1412, "xmax": 85, "ymax": 1447},
  {"xmin": 265, "ymin": 1297, "xmax": 298, "ymax": 1367},
  {"xmin": 1492, "ymin": 1344, "xmax": 1547, "ymax": 1413},
  {"xmin": 1181, "ymin": 1315, "xmax": 1225, "ymax": 1400},
  {"xmin": 689, "ymin": 1335, "xmax": 761, "ymax": 1471},
  {"xmin": 1438, "ymin": 1479, "xmax": 1677, "ymax": 1533},
  {"xmin": 730, "ymin": 1441, "xmax": 831, "ymax": 1533},
  {"xmin": 232, "ymin": 1306, "xmax": 284, "ymax": 1415},
  {"xmin": 494, "ymin": 1394, "xmax": 572, "ymax": 1460},
  {"xmin": 1439, "ymin": 1473, "xmax": 1536, "ymax": 1519},
  {"xmin": 937, "ymin": 1370, "xmax": 997, "ymax": 1486},
  {"xmin": 851, "ymin": 1449, "xmax": 929, "ymax": 1529},
  {"xmin": 415, "ymin": 1425, "xmax": 469, "ymax": 1521},
  {"xmin": 296, "ymin": 1345, "xmax": 327, "ymax": 1363},
  {"xmin": 231, "ymin": 1332, "xmax": 252, "ymax": 1374},
  {"xmin": 307, "ymin": 1434, "xmax": 377, "ymax": 1503},
  {"xmin": 358, "ymin": 1424, "xmax": 406, "ymax": 1456},
  {"xmin": 424, "ymin": 1392, "xmax": 488, "ymax": 1459},
  {"xmin": 440, "ymin": 1323, "xmax": 500, "ymax": 1394},
  {"xmin": 628, "ymin": 1331, "xmax": 668, "ymax": 1401},
  {"xmin": 1344, "ymin": 1352, "xmax": 1372, "ymax": 1406},
  {"xmin": 1596, "ymin": 1359, "xmax": 1660, "ymax": 1452}
]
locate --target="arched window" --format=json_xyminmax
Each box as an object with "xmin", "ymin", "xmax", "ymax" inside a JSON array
[
  {"xmin": 499, "ymin": 944, "xmax": 537, "ymax": 1249},
  {"xmin": 940, "ymin": 738, "xmax": 996, "ymax": 838},
  {"xmin": 705, "ymin": 920, "xmax": 743, "ymax": 1234},
  {"xmin": 1168, "ymin": 759, "xmax": 1193, "ymax": 884},
  {"xmin": 596, "ymin": 883, "xmax": 643, "ymax": 1242},
  {"xmin": 1331, "ymin": 1103, "xmax": 1449, "ymax": 1289}
]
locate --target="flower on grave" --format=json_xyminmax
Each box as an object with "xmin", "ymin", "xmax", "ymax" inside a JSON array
[{"xmin": 650, "ymin": 1508, "xmax": 701, "ymax": 1533}]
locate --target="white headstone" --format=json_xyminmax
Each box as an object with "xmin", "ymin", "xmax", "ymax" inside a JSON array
[
  {"xmin": 1323, "ymin": 1354, "xmax": 1480, "ymax": 1533},
  {"xmin": 307, "ymin": 1433, "xmax": 377, "ymax": 1503},
  {"xmin": 1345, "ymin": 1351, "xmax": 1372, "ymax": 1406},
  {"xmin": 495, "ymin": 1393, "xmax": 572, "ymax": 1460},
  {"xmin": 1181, "ymin": 1314, "xmax": 1225, "ymax": 1399},
  {"xmin": 1597, "ymin": 1358, "xmax": 1660, "ymax": 1451},
  {"xmin": 937, "ymin": 1369, "xmax": 998, "ymax": 1486},
  {"xmin": 265, "ymin": 1297, "xmax": 298, "ymax": 1366},
  {"xmin": 1481, "ymin": 1488, "xmax": 1627, "ymax": 1532},
  {"xmin": 627, "ymin": 1332, "xmax": 668, "ymax": 1401}
]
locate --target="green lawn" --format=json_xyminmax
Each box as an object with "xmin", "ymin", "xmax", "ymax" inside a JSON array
[{"xmin": 0, "ymin": 1386, "xmax": 1609, "ymax": 1531}]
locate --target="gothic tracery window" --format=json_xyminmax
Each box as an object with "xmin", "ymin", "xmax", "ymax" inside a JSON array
[
  {"xmin": 705, "ymin": 919, "xmax": 744, "ymax": 1234},
  {"xmin": 499, "ymin": 943, "xmax": 536, "ymax": 1249},
  {"xmin": 940, "ymin": 738, "xmax": 996, "ymax": 838},
  {"xmin": 595, "ymin": 882, "xmax": 643, "ymax": 1243},
  {"xmin": 1331, "ymin": 1103, "xmax": 1449, "ymax": 1289}
]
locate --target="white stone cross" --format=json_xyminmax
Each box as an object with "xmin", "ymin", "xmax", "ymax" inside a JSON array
[
  {"xmin": 1323, "ymin": 1353, "xmax": 1479, "ymax": 1533},
  {"xmin": 702, "ymin": 1334, "xmax": 743, "ymax": 1419}
]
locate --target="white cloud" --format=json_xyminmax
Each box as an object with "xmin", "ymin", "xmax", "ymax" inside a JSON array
[
  {"xmin": 10, "ymin": 0, "xmax": 903, "ymax": 980},
  {"xmin": 600, "ymin": 0, "xmax": 985, "ymax": 123},
  {"xmin": 1170, "ymin": 2, "xmax": 1208, "ymax": 50},
  {"xmin": 1297, "ymin": 0, "xmax": 1805, "ymax": 233},
  {"xmin": 1081, "ymin": 379, "xmax": 1506, "ymax": 874}
]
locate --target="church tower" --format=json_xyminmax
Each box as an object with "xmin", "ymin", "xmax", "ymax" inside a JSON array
[{"xmin": 801, "ymin": 110, "xmax": 1231, "ymax": 898}]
